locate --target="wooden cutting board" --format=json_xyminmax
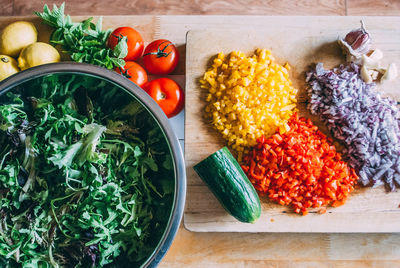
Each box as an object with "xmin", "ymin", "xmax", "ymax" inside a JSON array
[{"xmin": 184, "ymin": 17, "xmax": 400, "ymax": 232}]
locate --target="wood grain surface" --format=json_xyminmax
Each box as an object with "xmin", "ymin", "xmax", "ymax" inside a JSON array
[
  {"xmin": 0, "ymin": 0, "xmax": 399, "ymax": 16},
  {"xmin": 0, "ymin": 0, "xmax": 13, "ymax": 16},
  {"xmin": 184, "ymin": 17, "xmax": 400, "ymax": 232},
  {"xmin": 5, "ymin": 0, "xmax": 347, "ymax": 16},
  {"xmin": 0, "ymin": 14, "xmax": 399, "ymax": 267},
  {"xmin": 347, "ymin": 0, "xmax": 400, "ymax": 16},
  {"xmin": 0, "ymin": 0, "xmax": 398, "ymax": 16},
  {"xmin": 161, "ymin": 227, "xmax": 400, "ymax": 267}
]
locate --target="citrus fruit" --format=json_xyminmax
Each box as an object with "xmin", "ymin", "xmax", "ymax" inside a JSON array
[
  {"xmin": 0, "ymin": 55, "xmax": 19, "ymax": 80},
  {"xmin": 0, "ymin": 21, "xmax": 37, "ymax": 58},
  {"xmin": 18, "ymin": 42, "xmax": 61, "ymax": 70}
]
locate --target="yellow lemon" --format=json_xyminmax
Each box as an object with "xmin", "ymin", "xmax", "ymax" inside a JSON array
[
  {"xmin": 0, "ymin": 21, "xmax": 37, "ymax": 58},
  {"xmin": 18, "ymin": 42, "xmax": 61, "ymax": 70},
  {"xmin": 0, "ymin": 55, "xmax": 19, "ymax": 80}
]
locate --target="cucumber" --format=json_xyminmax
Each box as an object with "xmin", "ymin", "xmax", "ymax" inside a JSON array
[{"xmin": 193, "ymin": 147, "xmax": 261, "ymax": 223}]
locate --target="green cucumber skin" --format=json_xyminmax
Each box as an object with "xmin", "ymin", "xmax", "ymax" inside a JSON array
[{"xmin": 193, "ymin": 147, "xmax": 261, "ymax": 223}]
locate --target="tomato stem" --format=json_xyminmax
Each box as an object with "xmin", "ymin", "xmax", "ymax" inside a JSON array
[
  {"xmin": 113, "ymin": 33, "xmax": 125, "ymax": 42},
  {"xmin": 143, "ymin": 41, "xmax": 173, "ymax": 58},
  {"xmin": 158, "ymin": 91, "xmax": 166, "ymax": 100},
  {"xmin": 118, "ymin": 66, "xmax": 132, "ymax": 79}
]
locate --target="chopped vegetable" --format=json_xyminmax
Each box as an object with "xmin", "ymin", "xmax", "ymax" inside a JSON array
[
  {"xmin": 307, "ymin": 63, "xmax": 400, "ymax": 190},
  {"xmin": 362, "ymin": 49, "xmax": 383, "ymax": 69},
  {"xmin": 200, "ymin": 49, "xmax": 298, "ymax": 161},
  {"xmin": 359, "ymin": 49, "xmax": 398, "ymax": 84},
  {"xmin": 381, "ymin": 62, "xmax": 398, "ymax": 82},
  {"xmin": 35, "ymin": 3, "xmax": 128, "ymax": 69},
  {"xmin": 0, "ymin": 74, "xmax": 174, "ymax": 266},
  {"xmin": 241, "ymin": 113, "xmax": 358, "ymax": 215}
]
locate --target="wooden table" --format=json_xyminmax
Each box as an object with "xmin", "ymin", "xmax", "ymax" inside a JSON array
[{"xmin": 1, "ymin": 15, "xmax": 399, "ymax": 268}]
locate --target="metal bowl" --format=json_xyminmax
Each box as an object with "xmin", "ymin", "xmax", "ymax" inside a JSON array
[{"xmin": 0, "ymin": 62, "xmax": 186, "ymax": 267}]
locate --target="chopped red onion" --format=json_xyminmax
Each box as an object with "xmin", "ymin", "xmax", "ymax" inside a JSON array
[{"xmin": 306, "ymin": 63, "xmax": 400, "ymax": 191}]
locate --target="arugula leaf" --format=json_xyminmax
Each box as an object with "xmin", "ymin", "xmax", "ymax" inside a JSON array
[
  {"xmin": 49, "ymin": 141, "xmax": 82, "ymax": 169},
  {"xmin": 0, "ymin": 74, "xmax": 175, "ymax": 266},
  {"xmin": 0, "ymin": 93, "xmax": 27, "ymax": 132},
  {"xmin": 75, "ymin": 123, "xmax": 107, "ymax": 166},
  {"xmin": 35, "ymin": 3, "xmax": 127, "ymax": 69}
]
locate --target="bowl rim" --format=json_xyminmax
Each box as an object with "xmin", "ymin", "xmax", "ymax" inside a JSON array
[{"xmin": 0, "ymin": 62, "xmax": 186, "ymax": 267}]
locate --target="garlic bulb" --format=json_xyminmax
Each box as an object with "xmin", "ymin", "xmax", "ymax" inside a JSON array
[{"xmin": 338, "ymin": 21, "xmax": 371, "ymax": 61}]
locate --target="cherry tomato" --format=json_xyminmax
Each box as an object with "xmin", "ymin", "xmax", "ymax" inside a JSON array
[
  {"xmin": 115, "ymin": 61, "xmax": 147, "ymax": 87},
  {"xmin": 143, "ymin": 78, "xmax": 184, "ymax": 118},
  {"xmin": 143, "ymin": 39, "xmax": 179, "ymax": 75},
  {"xmin": 108, "ymin": 27, "xmax": 144, "ymax": 61}
]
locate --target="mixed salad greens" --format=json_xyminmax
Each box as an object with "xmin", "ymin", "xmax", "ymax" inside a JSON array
[{"xmin": 0, "ymin": 74, "xmax": 174, "ymax": 267}]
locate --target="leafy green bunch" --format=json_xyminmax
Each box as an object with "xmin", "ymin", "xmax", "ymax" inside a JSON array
[
  {"xmin": 0, "ymin": 74, "xmax": 174, "ymax": 267},
  {"xmin": 35, "ymin": 3, "xmax": 128, "ymax": 69}
]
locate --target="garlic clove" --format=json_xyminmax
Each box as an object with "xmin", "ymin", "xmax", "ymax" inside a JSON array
[
  {"xmin": 361, "ymin": 65, "xmax": 373, "ymax": 83},
  {"xmin": 368, "ymin": 69, "xmax": 379, "ymax": 80},
  {"xmin": 381, "ymin": 63, "xmax": 398, "ymax": 82},
  {"xmin": 368, "ymin": 49, "xmax": 383, "ymax": 61},
  {"xmin": 377, "ymin": 67, "xmax": 387, "ymax": 75},
  {"xmin": 362, "ymin": 54, "xmax": 380, "ymax": 69}
]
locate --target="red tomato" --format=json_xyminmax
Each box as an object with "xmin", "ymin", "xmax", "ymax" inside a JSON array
[
  {"xmin": 108, "ymin": 27, "xmax": 144, "ymax": 61},
  {"xmin": 143, "ymin": 39, "xmax": 179, "ymax": 75},
  {"xmin": 115, "ymin": 61, "xmax": 147, "ymax": 87},
  {"xmin": 143, "ymin": 78, "xmax": 184, "ymax": 118}
]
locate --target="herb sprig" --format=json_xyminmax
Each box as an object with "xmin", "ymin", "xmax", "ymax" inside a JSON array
[{"xmin": 35, "ymin": 3, "xmax": 128, "ymax": 69}]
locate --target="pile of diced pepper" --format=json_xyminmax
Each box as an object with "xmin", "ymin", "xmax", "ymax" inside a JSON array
[
  {"xmin": 241, "ymin": 113, "xmax": 358, "ymax": 215},
  {"xmin": 201, "ymin": 49, "xmax": 297, "ymax": 162},
  {"xmin": 201, "ymin": 50, "xmax": 359, "ymax": 214}
]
